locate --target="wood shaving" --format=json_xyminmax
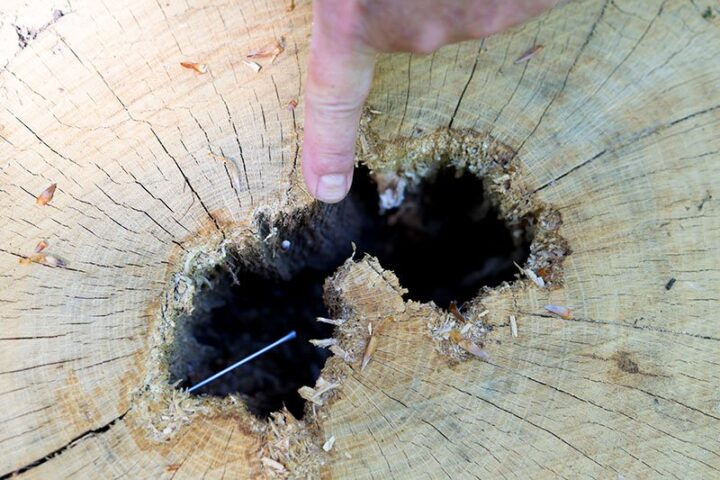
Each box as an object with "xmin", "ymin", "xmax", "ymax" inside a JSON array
[
  {"xmin": 180, "ymin": 61, "xmax": 208, "ymax": 74},
  {"xmin": 316, "ymin": 316, "xmax": 345, "ymax": 326},
  {"xmin": 243, "ymin": 60, "xmax": 262, "ymax": 73},
  {"xmin": 544, "ymin": 304, "xmax": 572, "ymax": 319},
  {"xmin": 514, "ymin": 261, "xmax": 545, "ymax": 288},
  {"xmin": 297, "ymin": 376, "xmax": 339, "ymax": 406},
  {"xmin": 247, "ymin": 38, "xmax": 285, "ymax": 63},
  {"xmin": 36, "ymin": 183, "xmax": 56, "ymax": 205},
  {"xmin": 309, "ymin": 338, "xmax": 336, "ymax": 348},
  {"xmin": 322, "ymin": 435, "xmax": 336, "ymax": 452},
  {"xmin": 514, "ymin": 44, "xmax": 544, "ymax": 64},
  {"xmin": 361, "ymin": 334, "xmax": 378, "ymax": 371},
  {"xmin": 510, "ymin": 315, "xmax": 518, "ymax": 337},
  {"xmin": 261, "ymin": 457, "xmax": 286, "ymax": 472},
  {"xmin": 34, "ymin": 240, "xmax": 48, "ymax": 253}
]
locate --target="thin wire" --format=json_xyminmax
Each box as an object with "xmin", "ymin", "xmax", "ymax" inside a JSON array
[{"xmin": 188, "ymin": 330, "xmax": 297, "ymax": 393}]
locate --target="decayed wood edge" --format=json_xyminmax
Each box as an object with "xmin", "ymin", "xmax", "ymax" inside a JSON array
[{"xmin": 0, "ymin": 0, "xmax": 716, "ymax": 476}]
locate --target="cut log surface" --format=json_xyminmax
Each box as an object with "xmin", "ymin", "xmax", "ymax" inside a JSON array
[{"xmin": 1, "ymin": 0, "xmax": 719, "ymax": 478}]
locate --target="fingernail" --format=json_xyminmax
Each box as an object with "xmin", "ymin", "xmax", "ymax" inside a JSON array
[{"xmin": 316, "ymin": 173, "xmax": 349, "ymax": 203}]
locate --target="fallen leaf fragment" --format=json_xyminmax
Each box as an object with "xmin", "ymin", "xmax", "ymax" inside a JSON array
[
  {"xmin": 515, "ymin": 44, "xmax": 544, "ymax": 64},
  {"xmin": 261, "ymin": 457, "xmax": 286, "ymax": 472},
  {"xmin": 36, "ymin": 183, "xmax": 57, "ymax": 205},
  {"xmin": 544, "ymin": 304, "xmax": 572, "ymax": 319},
  {"xmin": 323, "ymin": 435, "xmax": 336, "ymax": 452},
  {"xmin": 34, "ymin": 240, "xmax": 48, "ymax": 253},
  {"xmin": 243, "ymin": 60, "xmax": 262, "ymax": 73},
  {"xmin": 180, "ymin": 61, "xmax": 208, "ymax": 74}
]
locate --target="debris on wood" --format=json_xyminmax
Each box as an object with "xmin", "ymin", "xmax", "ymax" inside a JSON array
[
  {"xmin": 286, "ymin": 98, "xmax": 298, "ymax": 111},
  {"xmin": 665, "ymin": 277, "xmax": 676, "ymax": 290},
  {"xmin": 449, "ymin": 329, "xmax": 490, "ymax": 361},
  {"xmin": 286, "ymin": 0, "xmax": 295, "ymax": 12},
  {"xmin": 322, "ymin": 435, "xmax": 336, "ymax": 452},
  {"xmin": 243, "ymin": 60, "xmax": 262, "ymax": 73},
  {"xmin": 19, "ymin": 253, "xmax": 65, "ymax": 267},
  {"xmin": 449, "ymin": 301, "xmax": 467, "ymax": 323},
  {"xmin": 544, "ymin": 304, "xmax": 572, "ymax": 319},
  {"xmin": 514, "ymin": 261, "xmax": 545, "ymax": 288},
  {"xmin": 19, "ymin": 254, "xmax": 44, "ymax": 265},
  {"xmin": 247, "ymin": 38, "xmax": 285, "ymax": 63},
  {"xmin": 34, "ymin": 240, "xmax": 48, "ymax": 253},
  {"xmin": 261, "ymin": 457, "xmax": 286, "ymax": 472},
  {"xmin": 510, "ymin": 315, "xmax": 518, "ymax": 337},
  {"xmin": 316, "ymin": 316, "xmax": 346, "ymax": 326},
  {"xmin": 180, "ymin": 61, "xmax": 208, "ymax": 74},
  {"xmin": 309, "ymin": 338, "xmax": 336, "ymax": 348},
  {"xmin": 43, "ymin": 255, "xmax": 65, "ymax": 267},
  {"xmin": 477, "ymin": 310, "xmax": 489, "ymax": 318},
  {"xmin": 210, "ymin": 152, "xmax": 242, "ymax": 192},
  {"xmin": 165, "ymin": 464, "xmax": 181, "ymax": 473},
  {"xmin": 514, "ymin": 44, "xmax": 544, "ymax": 64},
  {"xmin": 361, "ymin": 334, "xmax": 378, "ymax": 371},
  {"xmin": 297, "ymin": 376, "xmax": 340, "ymax": 406},
  {"xmin": 329, "ymin": 344, "xmax": 353, "ymax": 362},
  {"xmin": 36, "ymin": 183, "xmax": 57, "ymax": 205},
  {"xmin": 361, "ymin": 317, "xmax": 392, "ymax": 371}
]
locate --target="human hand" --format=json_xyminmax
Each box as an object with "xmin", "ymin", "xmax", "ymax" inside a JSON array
[{"xmin": 302, "ymin": 0, "xmax": 559, "ymax": 203}]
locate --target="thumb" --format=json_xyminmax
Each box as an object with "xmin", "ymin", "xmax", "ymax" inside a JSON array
[{"xmin": 302, "ymin": 3, "xmax": 375, "ymax": 203}]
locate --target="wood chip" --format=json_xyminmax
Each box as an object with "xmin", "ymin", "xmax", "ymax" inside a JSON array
[
  {"xmin": 309, "ymin": 338, "xmax": 336, "ymax": 348},
  {"xmin": 36, "ymin": 183, "xmax": 57, "ymax": 205},
  {"xmin": 261, "ymin": 457, "xmax": 286, "ymax": 472},
  {"xmin": 510, "ymin": 315, "xmax": 518, "ymax": 337},
  {"xmin": 34, "ymin": 240, "xmax": 48, "ymax": 253},
  {"xmin": 514, "ymin": 44, "xmax": 544, "ymax": 64},
  {"xmin": 544, "ymin": 304, "xmax": 572, "ymax": 319},
  {"xmin": 322, "ymin": 435, "xmax": 336, "ymax": 452},
  {"xmin": 247, "ymin": 38, "xmax": 285, "ymax": 63},
  {"xmin": 180, "ymin": 61, "xmax": 208, "ymax": 74},
  {"xmin": 243, "ymin": 60, "xmax": 262, "ymax": 73}
]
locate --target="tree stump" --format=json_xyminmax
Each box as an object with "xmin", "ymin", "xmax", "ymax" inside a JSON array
[{"xmin": 1, "ymin": 0, "xmax": 719, "ymax": 478}]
